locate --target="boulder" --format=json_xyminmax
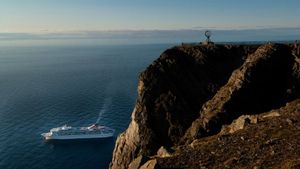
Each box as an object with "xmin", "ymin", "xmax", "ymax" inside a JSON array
[{"xmin": 140, "ymin": 159, "xmax": 158, "ymax": 169}]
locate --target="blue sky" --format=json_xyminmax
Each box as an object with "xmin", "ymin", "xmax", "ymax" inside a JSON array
[
  {"xmin": 1, "ymin": 0, "xmax": 300, "ymax": 32},
  {"xmin": 1, "ymin": 0, "xmax": 300, "ymax": 45}
]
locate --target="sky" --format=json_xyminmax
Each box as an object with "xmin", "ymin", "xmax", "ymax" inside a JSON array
[
  {"xmin": 1, "ymin": 0, "xmax": 300, "ymax": 45},
  {"xmin": 1, "ymin": 0, "xmax": 300, "ymax": 32}
]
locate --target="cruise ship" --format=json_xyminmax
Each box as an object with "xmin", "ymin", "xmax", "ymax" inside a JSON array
[{"xmin": 41, "ymin": 124, "xmax": 115, "ymax": 140}]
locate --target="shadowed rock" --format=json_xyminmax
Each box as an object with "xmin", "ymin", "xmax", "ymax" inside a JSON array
[
  {"xmin": 156, "ymin": 100, "xmax": 300, "ymax": 169},
  {"xmin": 110, "ymin": 43, "xmax": 300, "ymax": 169},
  {"xmin": 184, "ymin": 44, "xmax": 299, "ymax": 142}
]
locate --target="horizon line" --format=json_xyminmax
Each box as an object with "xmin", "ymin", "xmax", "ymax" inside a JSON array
[{"xmin": 1, "ymin": 26, "xmax": 300, "ymax": 34}]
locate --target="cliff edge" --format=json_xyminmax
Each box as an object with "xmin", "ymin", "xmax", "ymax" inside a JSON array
[{"xmin": 110, "ymin": 43, "xmax": 300, "ymax": 169}]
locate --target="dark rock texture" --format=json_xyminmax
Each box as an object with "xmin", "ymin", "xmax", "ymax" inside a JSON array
[
  {"xmin": 184, "ymin": 44, "xmax": 299, "ymax": 142},
  {"xmin": 110, "ymin": 43, "xmax": 300, "ymax": 169},
  {"xmin": 157, "ymin": 100, "xmax": 300, "ymax": 169}
]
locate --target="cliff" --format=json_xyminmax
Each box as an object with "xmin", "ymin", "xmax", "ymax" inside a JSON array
[{"xmin": 110, "ymin": 43, "xmax": 300, "ymax": 169}]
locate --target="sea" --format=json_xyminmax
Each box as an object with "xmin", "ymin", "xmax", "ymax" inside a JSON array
[{"xmin": 0, "ymin": 44, "xmax": 173, "ymax": 169}]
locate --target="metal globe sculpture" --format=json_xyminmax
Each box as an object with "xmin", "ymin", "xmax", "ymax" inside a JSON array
[{"xmin": 205, "ymin": 30, "xmax": 211, "ymax": 43}]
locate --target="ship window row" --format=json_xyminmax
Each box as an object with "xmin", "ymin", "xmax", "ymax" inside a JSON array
[{"xmin": 53, "ymin": 130, "xmax": 112, "ymax": 136}]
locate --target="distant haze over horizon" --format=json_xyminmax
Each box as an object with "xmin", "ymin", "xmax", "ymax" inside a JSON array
[
  {"xmin": 1, "ymin": 28, "xmax": 300, "ymax": 46},
  {"xmin": 1, "ymin": 0, "xmax": 300, "ymax": 45}
]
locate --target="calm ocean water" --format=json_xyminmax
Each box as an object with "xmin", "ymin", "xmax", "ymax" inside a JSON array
[{"xmin": 0, "ymin": 44, "xmax": 172, "ymax": 169}]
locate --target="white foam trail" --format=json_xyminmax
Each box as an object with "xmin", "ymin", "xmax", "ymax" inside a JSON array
[{"xmin": 96, "ymin": 98, "xmax": 111, "ymax": 124}]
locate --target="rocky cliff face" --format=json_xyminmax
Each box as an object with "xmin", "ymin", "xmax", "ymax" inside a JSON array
[{"xmin": 110, "ymin": 43, "xmax": 300, "ymax": 169}]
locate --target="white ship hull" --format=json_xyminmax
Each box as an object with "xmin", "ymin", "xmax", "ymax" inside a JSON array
[
  {"xmin": 41, "ymin": 124, "xmax": 115, "ymax": 141},
  {"xmin": 42, "ymin": 133, "xmax": 114, "ymax": 140}
]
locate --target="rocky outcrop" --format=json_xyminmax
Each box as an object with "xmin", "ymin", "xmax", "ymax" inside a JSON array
[
  {"xmin": 184, "ymin": 44, "xmax": 299, "ymax": 142},
  {"xmin": 156, "ymin": 99, "xmax": 300, "ymax": 169},
  {"xmin": 110, "ymin": 43, "xmax": 300, "ymax": 169}
]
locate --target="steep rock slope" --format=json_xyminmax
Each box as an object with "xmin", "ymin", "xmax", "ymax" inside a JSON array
[
  {"xmin": 157, "ymin": 99, "xmax": 300, "ymax": 169},
  {"xmin": 184, "ymin": 44, "xmax": 299, "ymax": 142},
  {"xmin": 110, "ymin": 43, "xmax": 300, "ymax": 169}
]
